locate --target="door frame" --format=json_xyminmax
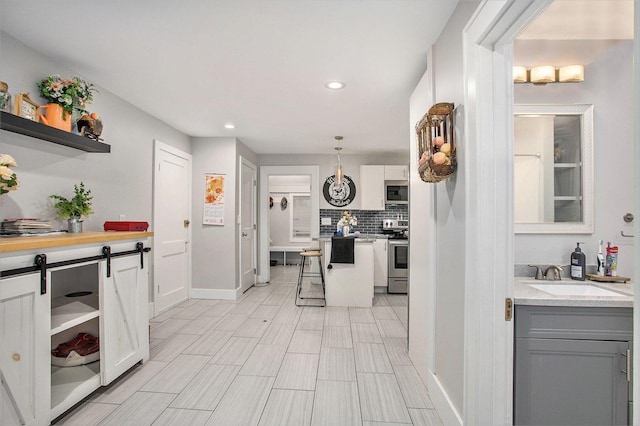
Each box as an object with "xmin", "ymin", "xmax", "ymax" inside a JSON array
[
  {"xmin": 238, "ymin": 156, "xmax": 257, "ymax": 293},
  {"xmin": 258, "ymin": 165, "xmax": 319, "ymax": 284},
  {"xmin": 152, "ymin": 140, "xmax": 192, "ymax": 317},
  {"xmin": 462, "ymin": 1, "xmax": 553, "ymax": 424}
]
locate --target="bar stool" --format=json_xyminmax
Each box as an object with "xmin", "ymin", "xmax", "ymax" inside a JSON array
[{"xmin": 296, "ymin": 250, "xmax": 325, "ymax": 307}]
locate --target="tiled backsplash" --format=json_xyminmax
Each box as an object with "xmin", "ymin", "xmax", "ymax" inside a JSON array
[{"xmin": 320, "ymin": 205, "xmax": 409, "ymax": 234}]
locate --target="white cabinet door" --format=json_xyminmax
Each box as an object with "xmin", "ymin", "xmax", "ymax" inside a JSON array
[
  {"xmin": 372, "ymin": 239, "xmax": 388, "ymax": 287},
  {"xmin": 384, "ymin": 165, "xmax": 409, "ymax": 181},
  {"xmin": 100, "ymin": 252, "xmax": 149, "ymax": 385},
  {"xmin": 360, "ymin": 165, "xmax": 385, "ymax": 210},
  {"xmin": 0, "ymin": 273, "xmax": 49, "ymax": 426}
]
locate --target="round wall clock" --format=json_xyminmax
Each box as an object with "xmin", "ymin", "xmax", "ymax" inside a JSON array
[{"xmin": 323, "ymin": 175, "xmax": 356, "ymax": 207}]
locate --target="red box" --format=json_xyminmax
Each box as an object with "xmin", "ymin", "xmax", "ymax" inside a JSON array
[{"xmin": 103, "ymin": 221, "xmax": 149, "ymax": 232}]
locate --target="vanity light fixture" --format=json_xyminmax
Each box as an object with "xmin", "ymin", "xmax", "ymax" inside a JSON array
[
  {"xmin": 530, "ymin": 66, "xmax": 556, "ymax": 84},
  {"xmin": 325, "ymin": 81, "xmax": 345, "ymax": 90},
  {"xmin": 513, "ymin": 65, "xmax": 584, "ymax": 84},
  {"xmin": 224, "ymin": 123, "xmax": 236, "ymax": 129},
  {"xmin": 558, "ymin": 65, "xmax": 584, "ymax": 83},
  {"xmin": 513, "ymin": 66, "xmax": 528, "ymax": 83},
  {"xmin": 334, "ymin": 136, "xmax": 344, "ymax": 187}
]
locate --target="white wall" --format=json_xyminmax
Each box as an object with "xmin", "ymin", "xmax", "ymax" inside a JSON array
[
  {"xmin": 408, "ymin": 2, "xmax": 479, "ymax": 420},
  {"xmin": 258, "ymin": 153, "xmax": 409, "ymax": 209},
  {"xmin": 0, "ymin": 32, "xmax": 191, "ymax": 231},
  {"xmin": 514, "ymin": 40, "xmax": 634, "ymax": 278}
]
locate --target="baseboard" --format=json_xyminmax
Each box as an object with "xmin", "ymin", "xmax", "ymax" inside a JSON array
[
  {"xmin": 190, "ymin": 287, "xmax": 241, "ymax": 300},
  {"xmin": 426, "ymin": 370, "xmax": 463, "ymax": 426}
]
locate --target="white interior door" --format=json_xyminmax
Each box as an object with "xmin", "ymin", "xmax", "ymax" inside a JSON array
[
  {"xmin": 153, "ymin": 140, "xmax": 192, "ymax": 314},
  {"xmin": 239, "ymin": 157, "xmax": 257, "ymax": 293}
]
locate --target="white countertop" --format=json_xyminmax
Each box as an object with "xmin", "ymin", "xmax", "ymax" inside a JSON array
[{"xmin": 514, "ymin": 277, "xmax": 633, "ymax": 308}]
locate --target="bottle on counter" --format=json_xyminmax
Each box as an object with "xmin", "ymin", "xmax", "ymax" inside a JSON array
[
  {"xmin": 605, "ymin": 242, "xmax": 618, "ymax": 277},
  {"xmin": 570, "ymin": 242, "xmax": 586, "ymax": 281},
  {"xmin": 596, "ymin": 240, "xmax": 605, "ymax": 276}
]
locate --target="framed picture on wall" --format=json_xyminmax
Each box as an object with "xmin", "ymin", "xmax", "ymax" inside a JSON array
[{"xmin": 14, "ymin": 93, "xmax": 39, "ymax": 122}]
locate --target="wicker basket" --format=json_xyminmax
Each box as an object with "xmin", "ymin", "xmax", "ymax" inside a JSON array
[{"xmin": 416, "ymin": 102, "xmax": 456, "ymax": 183}]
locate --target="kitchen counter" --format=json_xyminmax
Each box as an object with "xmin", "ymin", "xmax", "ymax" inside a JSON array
[
  {"xmin": 0, "ymin": 231, "xmax": 154, "ymax": 253},
  {"xmin": 514, "ymin": 277, "xmax": 633, "ymax": 308},
  {"xmin": 321, "ymin": 239, "xmax": 374, "ymax": 307},
  {"xmin": 317, "ymin": 233, "xmax": 386, "ymax": 242}
]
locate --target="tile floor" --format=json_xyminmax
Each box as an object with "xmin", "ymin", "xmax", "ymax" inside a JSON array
[{"xmin": 55, "ymin": 265, "xmax": 442, "ymax": 426}]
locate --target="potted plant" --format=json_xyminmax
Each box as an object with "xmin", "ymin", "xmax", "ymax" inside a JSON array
[
  {"xmin": 50, "ymin": 182, "xmax": 93, "ymax": 233},
  {"xmin": 36, "ymin": 75, "xmax": 97, "ymax": 132},
  {"xmin": 0, "ymin": 154, "xmax": 19, "ymax": 195}
]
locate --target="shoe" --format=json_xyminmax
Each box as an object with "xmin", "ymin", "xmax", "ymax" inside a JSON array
[{"xmin": 52, "ymin": 333, "xmax": 99, "ymax": 358}]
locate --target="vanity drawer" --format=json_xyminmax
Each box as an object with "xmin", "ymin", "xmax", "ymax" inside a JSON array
[{"xmin": 515, "ymin": 305, "xmax": 633, "ymax": 341}]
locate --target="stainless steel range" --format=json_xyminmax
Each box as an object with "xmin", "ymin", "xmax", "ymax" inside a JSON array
[{"xmin": 382, "ymin": 219, "xmax": 408, "ymax": 294}]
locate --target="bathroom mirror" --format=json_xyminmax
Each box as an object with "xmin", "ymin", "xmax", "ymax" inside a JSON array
[{"xmin": 514, "ymin": 104, "xmax": 594, "ymax": 234}]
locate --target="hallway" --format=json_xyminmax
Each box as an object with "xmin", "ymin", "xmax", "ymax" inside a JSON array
[{"xmin": 55, "ymin": 265, "xmax": 441, "ymax": 425}]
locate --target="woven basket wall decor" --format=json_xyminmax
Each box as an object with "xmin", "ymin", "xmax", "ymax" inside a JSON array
[{"xmin": 416, "ymin": 102, "xmax": 456, "ymax": 183}]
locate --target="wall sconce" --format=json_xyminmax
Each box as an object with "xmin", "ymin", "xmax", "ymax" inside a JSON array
[{"xmin": 513, "ymin": 65, "xmax": 584, "ymax": 84}]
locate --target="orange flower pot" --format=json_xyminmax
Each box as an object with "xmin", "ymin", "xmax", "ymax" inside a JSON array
[{"xmin": 38, "ymin": 103, "xmax": 72, "ymax": 132}]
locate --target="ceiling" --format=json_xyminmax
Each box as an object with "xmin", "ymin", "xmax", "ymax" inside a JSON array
[
  {"xmin": 514, "ymin": 0, "xmax": 634, "ymax": 66},
  {"xmin": 0, "ymin": 1, "xmax": 459, "ymax": 155}
]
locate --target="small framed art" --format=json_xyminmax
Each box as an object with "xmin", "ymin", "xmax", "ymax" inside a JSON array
[{"xmin": 14, "ymin": 93, "xmax": 39, "ymax": 122}]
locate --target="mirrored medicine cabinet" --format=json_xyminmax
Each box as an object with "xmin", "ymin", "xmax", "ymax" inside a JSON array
[{"xmin": 514, "ymin": 104, "xmax": 594, "ymax": 234}]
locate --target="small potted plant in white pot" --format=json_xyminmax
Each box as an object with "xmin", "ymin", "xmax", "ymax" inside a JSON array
[{"xmin": 50, "ymin": 182, "xmax": 93, "ymax": 233}]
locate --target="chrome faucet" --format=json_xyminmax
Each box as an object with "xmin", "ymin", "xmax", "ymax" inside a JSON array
[
  {"xmin": 544, "ymin": 265, "xmax": 563, "ymax": 281},
  {"xmin": 528, "ymin": 265, "xmax": 544, "ymax": 280}
]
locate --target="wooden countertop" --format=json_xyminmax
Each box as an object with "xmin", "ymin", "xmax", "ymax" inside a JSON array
[{"xmin": 0, "ymin": 231, "xmax": 154, "ymax": 253}]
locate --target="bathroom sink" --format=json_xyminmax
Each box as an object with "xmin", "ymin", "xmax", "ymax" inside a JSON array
[{"xmin": 526, "ymin": 283, "xmax": 626, "ymax": 297}]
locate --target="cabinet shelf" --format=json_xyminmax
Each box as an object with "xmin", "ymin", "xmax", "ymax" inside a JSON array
[
  {"xmin": 554, "ymin": 195, "xmax": 582, "ymax": 201},
  {"xmin": 0, "ymin": 111, "xmax": 110, "ymax": 153},
  {"xmin": 51, "ymin": 293, "xmax": 99, "ymax": 335},
  {"xmin": 51, "ymin": 362, "xmax": 101, "ymax": 419},
  {"xmin": 554, "ymin": 163, "xmax": 578, "ymax": 168}
]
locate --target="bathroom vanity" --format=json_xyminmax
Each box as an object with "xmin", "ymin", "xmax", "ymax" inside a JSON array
[
  {"xmin": 0, "ymin": 231, "xmax": 152, "ymax": 425},
  {"xmin": 513, "ymin": 279, "xmax": 633, "ymax": 425}
]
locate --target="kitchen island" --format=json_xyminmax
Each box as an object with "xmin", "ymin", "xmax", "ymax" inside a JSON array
[{"xmin": 318, "ymin": 235, "xmax": 375, "ymax": 307}]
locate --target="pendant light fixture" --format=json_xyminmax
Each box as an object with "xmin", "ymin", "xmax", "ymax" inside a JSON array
[{"xmin": 334, "ymin": 136, "xmax": 344, "ymax": 187}]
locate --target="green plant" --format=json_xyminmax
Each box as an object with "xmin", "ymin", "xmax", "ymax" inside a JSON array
[
  {"xmin": 50, "ymin": 182, "xmax": 94, "ymax": 218},
  {"xmin": 0, "ymin": 154, "xmax": 19, "ymax": 195},
  {"xmin": 37, "ymin": 75, "xmax": 97, "ymax": 116}
]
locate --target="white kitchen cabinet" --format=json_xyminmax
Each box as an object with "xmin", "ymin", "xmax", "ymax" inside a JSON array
[
  {"xmin": 0, "ymin": 273, "xmax": 50, "ymax": 426},
  {"xmin": 372, "ymin": 239, "xmax": 388, "ymax": 288},
  {"xmin": 0, "ymin": 233, "xmax": 151, "ymax": 425},
  {"xmin": 360, "ymin": 165, "xmax": 385, "ymax": 210},
  {"xmin": 384, "ymin": 165, "xmax": 409, "ymax": 181}
]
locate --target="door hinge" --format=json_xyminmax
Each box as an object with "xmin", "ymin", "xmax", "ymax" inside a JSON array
[
  {"xmin": 253, "ymin": 224, "xmax": 257, "ymax": 230},
  {"xmin": 253, "ymin": 268, "xmax": 257, "ymax": 274},
  {"xmin": 505, "ymin": 298, "xmax": 513, "ymax": 321}
]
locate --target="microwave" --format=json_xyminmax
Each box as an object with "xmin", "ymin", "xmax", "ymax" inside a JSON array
[{"xmin": 385, "ymin": 181, "xmax": 408, "ymax": 205}]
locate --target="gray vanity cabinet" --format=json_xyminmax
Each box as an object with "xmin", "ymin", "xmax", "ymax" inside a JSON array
[{"xmin": 514, "ymin": 305, "xmax": 632, "ymax": 425}]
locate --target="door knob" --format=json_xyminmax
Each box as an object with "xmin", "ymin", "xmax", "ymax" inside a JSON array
[
  {"xmin": 184, "ymin": 219, "xmax": 190, "ymax": 227},
  {"xmin": 242, "ymin": 232, "xmax": 248, "ymax": 237}
]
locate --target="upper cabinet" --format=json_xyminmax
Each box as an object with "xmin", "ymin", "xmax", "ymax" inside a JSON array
[
  {"xmin": 360, "ymin": 165, "xmax": 385, "ymax": 210},
  {"xmin": 0, "ymin": 111, "xmax": 110, "ymax": 153},
  {"xmin": 384, "ymin": 165, "xmax": 409, "ymax": 181}
]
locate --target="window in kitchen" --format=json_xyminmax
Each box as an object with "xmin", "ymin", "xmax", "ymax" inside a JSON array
[{"xmin": 290, "ymin": 193, "xmax": 311, "ymax": 242}]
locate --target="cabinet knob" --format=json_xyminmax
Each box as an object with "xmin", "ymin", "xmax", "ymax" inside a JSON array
[{"xmin": 12, "ymin": 353, "xmax": 20, "ymax": 361}]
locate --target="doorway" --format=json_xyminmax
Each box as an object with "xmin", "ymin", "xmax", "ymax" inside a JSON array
[
  {"xmin": 258, "ymin": 166, "xmax": 319, "ymax": 283},
  {"xmin": 239, "ymin": 157, "xmax": 257, "ymax": 293},
  {"xmin": 153, "ymin": 140, "xmax": 192, "ymax": 315}
]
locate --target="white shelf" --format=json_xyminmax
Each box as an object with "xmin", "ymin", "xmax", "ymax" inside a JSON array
[
  {"xmin": 51, "ymin": 293, "xmax": 99, "ymax": 335},
  {"xmin": 554, "ymin": 163, "xmax": 577, "ymax": 168},
  {"xmin": 50, "ymin": 361, "xmax": 101, "ymax": 419},
  {"xmin": 554, "ymin": 196, "xmax": 582, "ymax": 201}
]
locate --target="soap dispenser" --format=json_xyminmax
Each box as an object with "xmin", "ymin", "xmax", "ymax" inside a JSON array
[{"xmin": 570, "ymin": 242, "xmax": 586, "ymax": 281}]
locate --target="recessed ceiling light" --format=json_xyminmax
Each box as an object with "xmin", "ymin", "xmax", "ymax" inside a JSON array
[
  {"xmin": 224, "ymin": 123, "xmax": 236, "ymax": 129},
  {"xmin": 325, "ymin": 81, "xmax": 345, "ymax": 90}
]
